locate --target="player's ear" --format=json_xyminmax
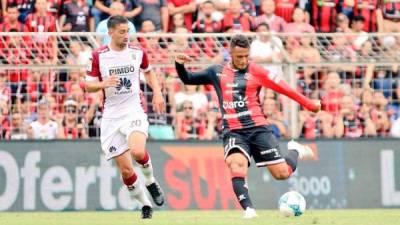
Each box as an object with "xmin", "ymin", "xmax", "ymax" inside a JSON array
[{"xmin": 108, "ymin": 27, "xmax": 114, "ymax": 36}]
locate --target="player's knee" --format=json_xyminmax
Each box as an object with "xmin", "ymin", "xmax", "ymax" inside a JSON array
[
  {"xmin": 120, "ymin": 166, "xmax": 135, "ymax": 179},
  {"xmin": 271, "ymin": 170, "xmax": 290, "ymax": 180},
  {"xmin": 130, "ymin": 148, "xmax": 145, "ymax": 161},
  {"xmin": 228, "ymin": 161, "xmax": 246, "ymax": 174}
]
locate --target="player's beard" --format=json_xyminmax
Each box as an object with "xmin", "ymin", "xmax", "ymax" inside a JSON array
[{"xmin": 119, "ymin": 42, "xmax": 127, "ymax": 49}]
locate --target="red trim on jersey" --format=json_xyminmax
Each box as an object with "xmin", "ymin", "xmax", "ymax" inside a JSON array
[{"xmin": 250, "ymin": 63, "xmax": 317, "ymax": 111}]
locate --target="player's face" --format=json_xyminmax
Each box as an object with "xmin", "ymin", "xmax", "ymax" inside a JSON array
[
  {"xmin": 231, "ymin": 46, "xmax": 250, "ymax": 70},
  {"xmin": 109, "ymin": 23, "xmax": 130, "ymax": 48}
]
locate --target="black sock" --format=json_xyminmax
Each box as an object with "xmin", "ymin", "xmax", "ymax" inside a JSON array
[
  {"xmin": 285, "ymin": 150, "xmax": 299, "ymax": 172},
  {"xmin": 232, "ymin": 176, "xmax": 254, "ymax": 210}
]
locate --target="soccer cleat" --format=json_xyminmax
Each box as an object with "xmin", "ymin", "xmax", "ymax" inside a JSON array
[
  {"xmin": 141, "ymin": 205, "xmax": 153, "ymax": 219},
  {"xmin": 146, "ymin": 182, "xmax": 165, "ymax": 206},
  {"xmin": 243, "ymin": 207, "xmax": 258, "ymax": 219},
  {"xmin": 288, "ymin": 140, "xmax": 314, "ymax": 159}
]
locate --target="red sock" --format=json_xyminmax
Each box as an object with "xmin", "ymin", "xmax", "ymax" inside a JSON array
[
  {"xmin": 136, "ymin": 151, "xmax": 150, "ymax": 165},
  {"xmin": 123, "ymin": 173, "xmax": 137, "ymax": 190}
]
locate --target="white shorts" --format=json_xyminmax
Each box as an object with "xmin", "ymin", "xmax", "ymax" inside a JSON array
[{"xmin": 100, "ymin": 113, "xmax": 149, "ymax": 160}]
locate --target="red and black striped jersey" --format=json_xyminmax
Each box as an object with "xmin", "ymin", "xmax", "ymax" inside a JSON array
[
  {"xmin": 175, "ymin": 62, "xmax": 318, "ymax": 132},
  {"xmin": 311, "ymin": 0, "xmax": 339, "ymax": 32},
  {"xmin": 353, "ymin": 0, "xmax": 378, "ymax": 32}
]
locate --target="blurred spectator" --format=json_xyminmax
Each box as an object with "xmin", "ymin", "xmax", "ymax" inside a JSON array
[
  {"xmin": 0, "ymin": 106, "xmax": 10, "ymax": 139},
  {"xmin": 299, "ymin": 110, "xmax": 334, "ymax": 139},
  {"xmin": 241, "ymin": 0, "xmax": 256, "ymax": 17},
  {"xmin": 168, "ymin": 27, "xmax": 202, "ymax": 60},
  {"xmin": 3, "ymin": 0, "xmax": 35, "ymax": 23},
  {"xmin": 326, "ymin": 34, "xmax": 357, "ymax": 72},
  {"xmin": 351, "ymin": 15, "xmax": 369, "ymax": 50},
  {"xmin": 284, "ymin": 7, "xmax": 315, "ymax": 33},
  {"xmin": 377, "ymin": 0, "xmax": 400, "ymax": 34},
  {"xmin": 336, "ymin": 13, "xmax": 352, "ymax": 33},
  {"xmin": 3, "ymin": 29, "xmax": 31, "ymax": 104},
  {"xmin": 250, "ymin": 23, "xmax": 283, "ymax": 76},
  {"xmin": 175, "ymin": 100, "xmax": 206, "ymax": 140},
  {"xmin": 0, "ymin": 75, "xmax": 11, "ymax": 104},
  {"xmin": 253, "ymin": 0, "xmax": 286, "ymax": 33},
  {"xmin": 0, "ymin": 4, "xmax": 29, "ymax": 32},
  {"xmin": 370, "ymin": 91, "xmax": 391, "ymax": 136},
  {"xmin": 167, "ymin": 0, "xmax": 196, "ymax": 32},
  {"xmin": 58, "ymin": 98, "xmax": 88, "ymax": 139},
  {"xmin": 66, "ymin": 41, "xmax": 92, "ymax": 65},
  {"xmin": 311, "ymin": 0, "xmax": 339, "ymax": 32},
  {"xmin": 222, "ymin": 0, "xmax": 253, "ymax": 32},
  {"xmin": 64, "ymin": 69, "xmax": 85, "ymax": 93},
  {"xmin": 137, "ymin": 0, "xmax": 169, "ymax": 32},
  {"xmin": 274, "ymin": 0, "xmax": 298, "ymax": 23},
  {"xmin": 352, "ymin": 0, "xmax": 378, "ymax": 32},
  {"xmin": 26, "ymin": 69, "xmax": 51, "ymax": 103},
  {"xmin": 94, "ymin": 0, "xmax": 142, "ymax": 22},
  {"xmin": 59, "ymin": 0, "xmax": 94, "ymax": 32},
  {"xmin": 340, "ymin": 0, "xmax": 354, "ymax": 18},
  {"xmin": 25, "ymin": 0, "xmax": 58, "ymax": 64},
  {"xmin": 85, "ymin": 91, "xmax": 103, "ymax": 137},
  {"xmin": 171, "ymin": 13, "xmax": 186, "ymax": 31},
  {"xmin": 95, "ymin": 1, "xmax": 136, "ymax": 45},
  {"xmin": 334, "ymin": 95, "xmax": 376, "ymax": 138},
  {"xmin": 139, "ymin": 20, "xmax": 169, "ymax": 63},
  {"xmin": 146, "ymin": 69, "xmax": 176, "ymax": 140},
  {"xmin": 321, "ymin": 71, "xmax": 345, "ymax": 115},
  {"xmin": 10, "ymin": 110, "xmax": 28, "ymax": 140},
  {"xmin": 27, "ymin": 99, "xmax": 60, "ymax": 139},
  {"xmin": 193, "ymin": 1, "xmax": 222, "ymax": 33},
  {"xmin": 263, "ymin": 97, "xmax": 287, "ymax": 138},
  {"xmin": 16, "ymin": 96, "xmax": 35, "ymax": 125},
  {"xmin": 174, "ymin": 84, "xmax": 208, "ymax": 112}
]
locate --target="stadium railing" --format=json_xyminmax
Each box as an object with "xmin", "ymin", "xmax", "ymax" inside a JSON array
[{"xmin": 1, "ymin": 32, "xmax": 399, "ymax": 139}]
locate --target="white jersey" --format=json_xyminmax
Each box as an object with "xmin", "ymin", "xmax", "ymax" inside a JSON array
[
  {"xmin": 30, "ymin": 120, "xmax": 58, "ymax": 139},
  {"xmin": 86, "ymin": 44, "xmax": 150, "ymax": 119}
]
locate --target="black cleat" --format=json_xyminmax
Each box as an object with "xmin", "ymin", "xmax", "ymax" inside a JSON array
[
  {"xmin": 146, "ymin": 182, "xmax": 165, "ymax": 206},
  {"xmin": 141, "ymin": 205, "xmax": 153, "ymax": 219}
]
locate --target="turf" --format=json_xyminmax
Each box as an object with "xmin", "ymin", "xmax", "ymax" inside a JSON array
[{"xmin": 0, "ymin": 209, "xmax": 399, "ymax": 225}]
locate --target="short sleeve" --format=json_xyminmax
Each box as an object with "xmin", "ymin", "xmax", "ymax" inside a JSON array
[{"xmin": 86, "ymin": 51, "xmax": 101, "ymax": 81}]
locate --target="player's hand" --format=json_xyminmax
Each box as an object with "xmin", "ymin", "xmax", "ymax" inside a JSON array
[
  {"xmin": 175, "ymin": 53, "xmax": 191, "ymax": 64},
  {"xmin": 152, "ymin": 92, "xmax": 166, "ymax": 114},
  {"xmin": 312, "ymin": 100, "xmax": 321, "ymax": 113},
  {"xmin": 102, "ymin": 76, "xmax": 120, "ymax": 88}
]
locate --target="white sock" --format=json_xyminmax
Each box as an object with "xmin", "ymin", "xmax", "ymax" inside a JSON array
[
  {"xmin": 128, "ymin": 179, "xmax": 152, "ymax": 207},
  {"xmin": 138, "ymin": 156, "xmax": 156, "ymax": 186}
]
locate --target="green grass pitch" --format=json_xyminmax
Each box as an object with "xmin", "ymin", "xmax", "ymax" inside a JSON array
[{"xmin": 1, "ymin": 209, "xmax": 399, "ymax": 225}]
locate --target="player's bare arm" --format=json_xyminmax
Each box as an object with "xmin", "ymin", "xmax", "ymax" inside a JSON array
[
  {"xmin": 85, "ymin": 75, "xmax": 120, "ymax": 93},
  {"xmin": 144, "ymin": 71, "xmax": 166, "ymax": 114}
]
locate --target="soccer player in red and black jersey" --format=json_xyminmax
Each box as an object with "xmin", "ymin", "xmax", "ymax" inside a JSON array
[{"xmin": 175, "ymin": 34, "xmax": 321, "ymax": 218}]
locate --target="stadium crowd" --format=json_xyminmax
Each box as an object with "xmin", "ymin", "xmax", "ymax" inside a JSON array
[{"xmin": 1, "ymin": 0, "xmax": 400, "ymax": 140}]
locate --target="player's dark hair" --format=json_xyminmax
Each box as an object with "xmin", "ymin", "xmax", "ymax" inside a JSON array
[
  {"xmin": 230, "ymin": 34, "xmax": 250, "ymax": 49},
  {"xmin": 107, "ymin": 15, "xmax": 128, "ymax": 29}
]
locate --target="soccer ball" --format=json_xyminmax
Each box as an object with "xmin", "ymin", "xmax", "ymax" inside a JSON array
[{"xmin": 278, "ymin": 191, "xmax": 306, "ymax": 217}]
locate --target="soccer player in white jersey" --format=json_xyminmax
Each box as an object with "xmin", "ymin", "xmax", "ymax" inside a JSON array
[{"xmin": 85, "ymin": 15, "xmax": 165, "ymax": 219}]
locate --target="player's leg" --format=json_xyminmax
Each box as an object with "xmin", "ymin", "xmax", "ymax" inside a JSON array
[
  {"xmin": 224, "ymin": 133, "xmax": 257, "ymax": 218},
  {"xmin": 113, "ymin": 148, "xmax": 153, "ymax": 219},
  {"xmin": 127, "ymin": 131, "xmax": 164, "ymax": 206},
  {"xmin": 121, "ymin": 113, "xmax": 164, "ymax": 206},
  {"xmin": 250, "ymin": 126, "xmax": 313, "ymax": 180}
]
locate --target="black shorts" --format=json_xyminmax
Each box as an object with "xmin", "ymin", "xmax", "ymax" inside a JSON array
[{"xmin": 223, "ymin": 125, "xmax": 285, "ymax": 167}]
